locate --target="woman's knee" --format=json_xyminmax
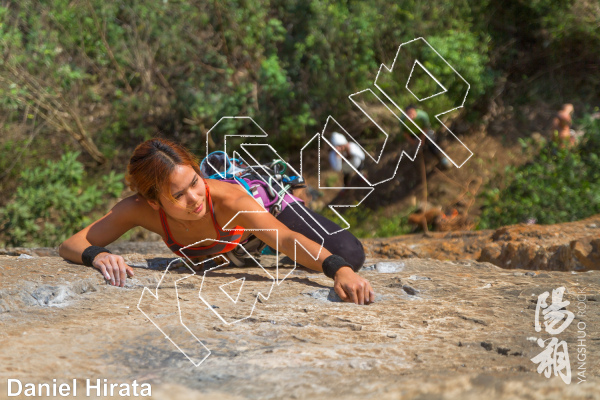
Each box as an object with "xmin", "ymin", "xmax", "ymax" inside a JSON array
[
  {"xmin": 277, "ymin": 203, "xmax": 366, "ymax": 271},
  {"xmin": 325, "ymin": 232, "xmax": 365, "ymax": 272},
  {"xmin": 347, "ymin": 240, "xmax": 366, "ymax": 272}
]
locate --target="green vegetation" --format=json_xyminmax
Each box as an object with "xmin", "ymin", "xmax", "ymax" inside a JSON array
[
  {"xmin": 0, "ymin": 1, "xmax": 599, "ymax": 245},
  {"xmin": 0, "ymin": 153, "xmax": 123, "ymax": 247},
  {"xmin": 479, "ymin": 112, "xmax": 600, "ymax": 228},
  {"xmin": 321, "ymin": 207, "xmax": 414, "ymax": 238},
  {"xmin": 0, "ymin": 0, "xmax": 497, "ymax": 158}
]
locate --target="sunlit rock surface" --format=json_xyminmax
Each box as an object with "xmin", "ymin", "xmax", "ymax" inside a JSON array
[{"xmin": 0, "ymin": 237, "xmax": 598, "ymax": 399}]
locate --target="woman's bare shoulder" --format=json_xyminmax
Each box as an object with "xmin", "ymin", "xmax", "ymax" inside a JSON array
[
  {"xmin": 114, "ymin": 194, "xmax": 151, "ymax": 210},
  {"xmin": 108, "ymin": 194, "xmax": 164, "ymax": 236},
  {"xmin": 111, "ymin": 195, "xmax": 157, "ymax": 223},
  {"xmin": 207, "ymin": 179, "xmax": 250, "ymax": 198},
  {"xmin": 206, "ymin": 179, "xmax": 259, "ymax": 220}
]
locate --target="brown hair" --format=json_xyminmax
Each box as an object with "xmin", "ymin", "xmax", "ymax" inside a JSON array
[{"xmin": 126, "ymin": 138, "xmax": 200, "ymax": 203}]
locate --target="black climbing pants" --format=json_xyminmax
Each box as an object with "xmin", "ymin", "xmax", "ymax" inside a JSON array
[{"xmin": 276, "ymin": 202, "xmax": 366, "ymax": 272}]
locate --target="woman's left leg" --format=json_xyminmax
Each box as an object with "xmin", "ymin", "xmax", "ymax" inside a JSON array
[{"xmin": 275, "ymin": 202, "xmax": 366, "ymax": 271}]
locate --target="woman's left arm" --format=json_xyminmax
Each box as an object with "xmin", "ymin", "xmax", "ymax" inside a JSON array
[{"xmin": 228, "ymin": 196, "xmax": 375, "ymax": 305}]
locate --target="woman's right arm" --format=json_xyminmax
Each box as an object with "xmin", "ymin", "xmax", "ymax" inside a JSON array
[{"xmin": 58, "ymin": 195, "xmax": 145, "ymax": 287}]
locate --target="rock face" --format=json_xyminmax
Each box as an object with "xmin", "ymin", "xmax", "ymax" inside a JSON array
[
  {"xmin": 479, "ymin": 236, "xmax": 600, "ymax": 270},
  {"xmin": 0, "ymin": 244, "xmax": 598, "ymax": 399},
  {"xmin": 364, "ymin": 214, "xmax": 600, "ymax": 271}
]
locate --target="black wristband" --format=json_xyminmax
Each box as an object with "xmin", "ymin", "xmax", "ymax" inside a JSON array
[
  {"xmin": 322, "ymin": 254, "xmax": 349, "ymax": 279},
  {"xmin": 82, "ymin": 245, "xmax": 111, "ymax": 267}
]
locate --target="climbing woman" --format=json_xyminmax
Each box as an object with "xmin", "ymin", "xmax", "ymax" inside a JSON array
[{"xmin": 59, "ymin": 138, "xmax": 374, "ymax": 305}]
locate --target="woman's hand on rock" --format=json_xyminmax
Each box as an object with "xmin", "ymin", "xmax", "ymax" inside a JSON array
[
  {"xmin": 333, "ymin": 267, "xmax": 375, "ymax": 305},
  {"xmin": 92, "ymin": 253, "xmax": 134, "ymax": 287}
]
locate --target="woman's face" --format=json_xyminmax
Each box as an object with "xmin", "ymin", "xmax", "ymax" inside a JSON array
[{"xmin": 154, "ymin": 164, "xmax": 207, "ymax": 220}]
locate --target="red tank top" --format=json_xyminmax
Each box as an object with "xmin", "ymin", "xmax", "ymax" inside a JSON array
[{"xmin": 158, "ymin": 180, "xmax": 245, "ymax": 258}]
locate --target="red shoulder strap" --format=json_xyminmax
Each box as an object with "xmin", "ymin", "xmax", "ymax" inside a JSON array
[
  {"xmin": 204, "ymin": 179, "xmax": 226, "ymax": 233},
  {"xmin": 158, "ymin": 208, "xmax": 175, "ymax": 244}
]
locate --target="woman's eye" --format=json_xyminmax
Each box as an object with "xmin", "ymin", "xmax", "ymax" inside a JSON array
[
  {"xmin": 175, "ymin": 194, "xmax": 183, "ymax": 200},
  {"xmin": 192, "ymin": 179, "xmax": 198, "ymax": 187}
]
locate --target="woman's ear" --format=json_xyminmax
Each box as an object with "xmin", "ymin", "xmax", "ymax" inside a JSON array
[{"xmin": 147, "ymin": 199, "xmax": 161, "ymax": 211}]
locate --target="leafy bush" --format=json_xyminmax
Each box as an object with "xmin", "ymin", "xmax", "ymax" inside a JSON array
[
  {"xmin": 0, "ymin": 152, "xmax": 124, "ymax": 247},
  {"xmin": 0, "ymin": 1, "xmax": 499, "ymax": 165},
  {"xmin": 478, "ymin": 112, "xmax": 600, "ymax": 229},
  {"xmin": 1, "ymin": 0, "xmax": 599, "ymax": 240},
  {"xmin": 320, "ymin": 206, "xmax": 413, "ymax": 238}
]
